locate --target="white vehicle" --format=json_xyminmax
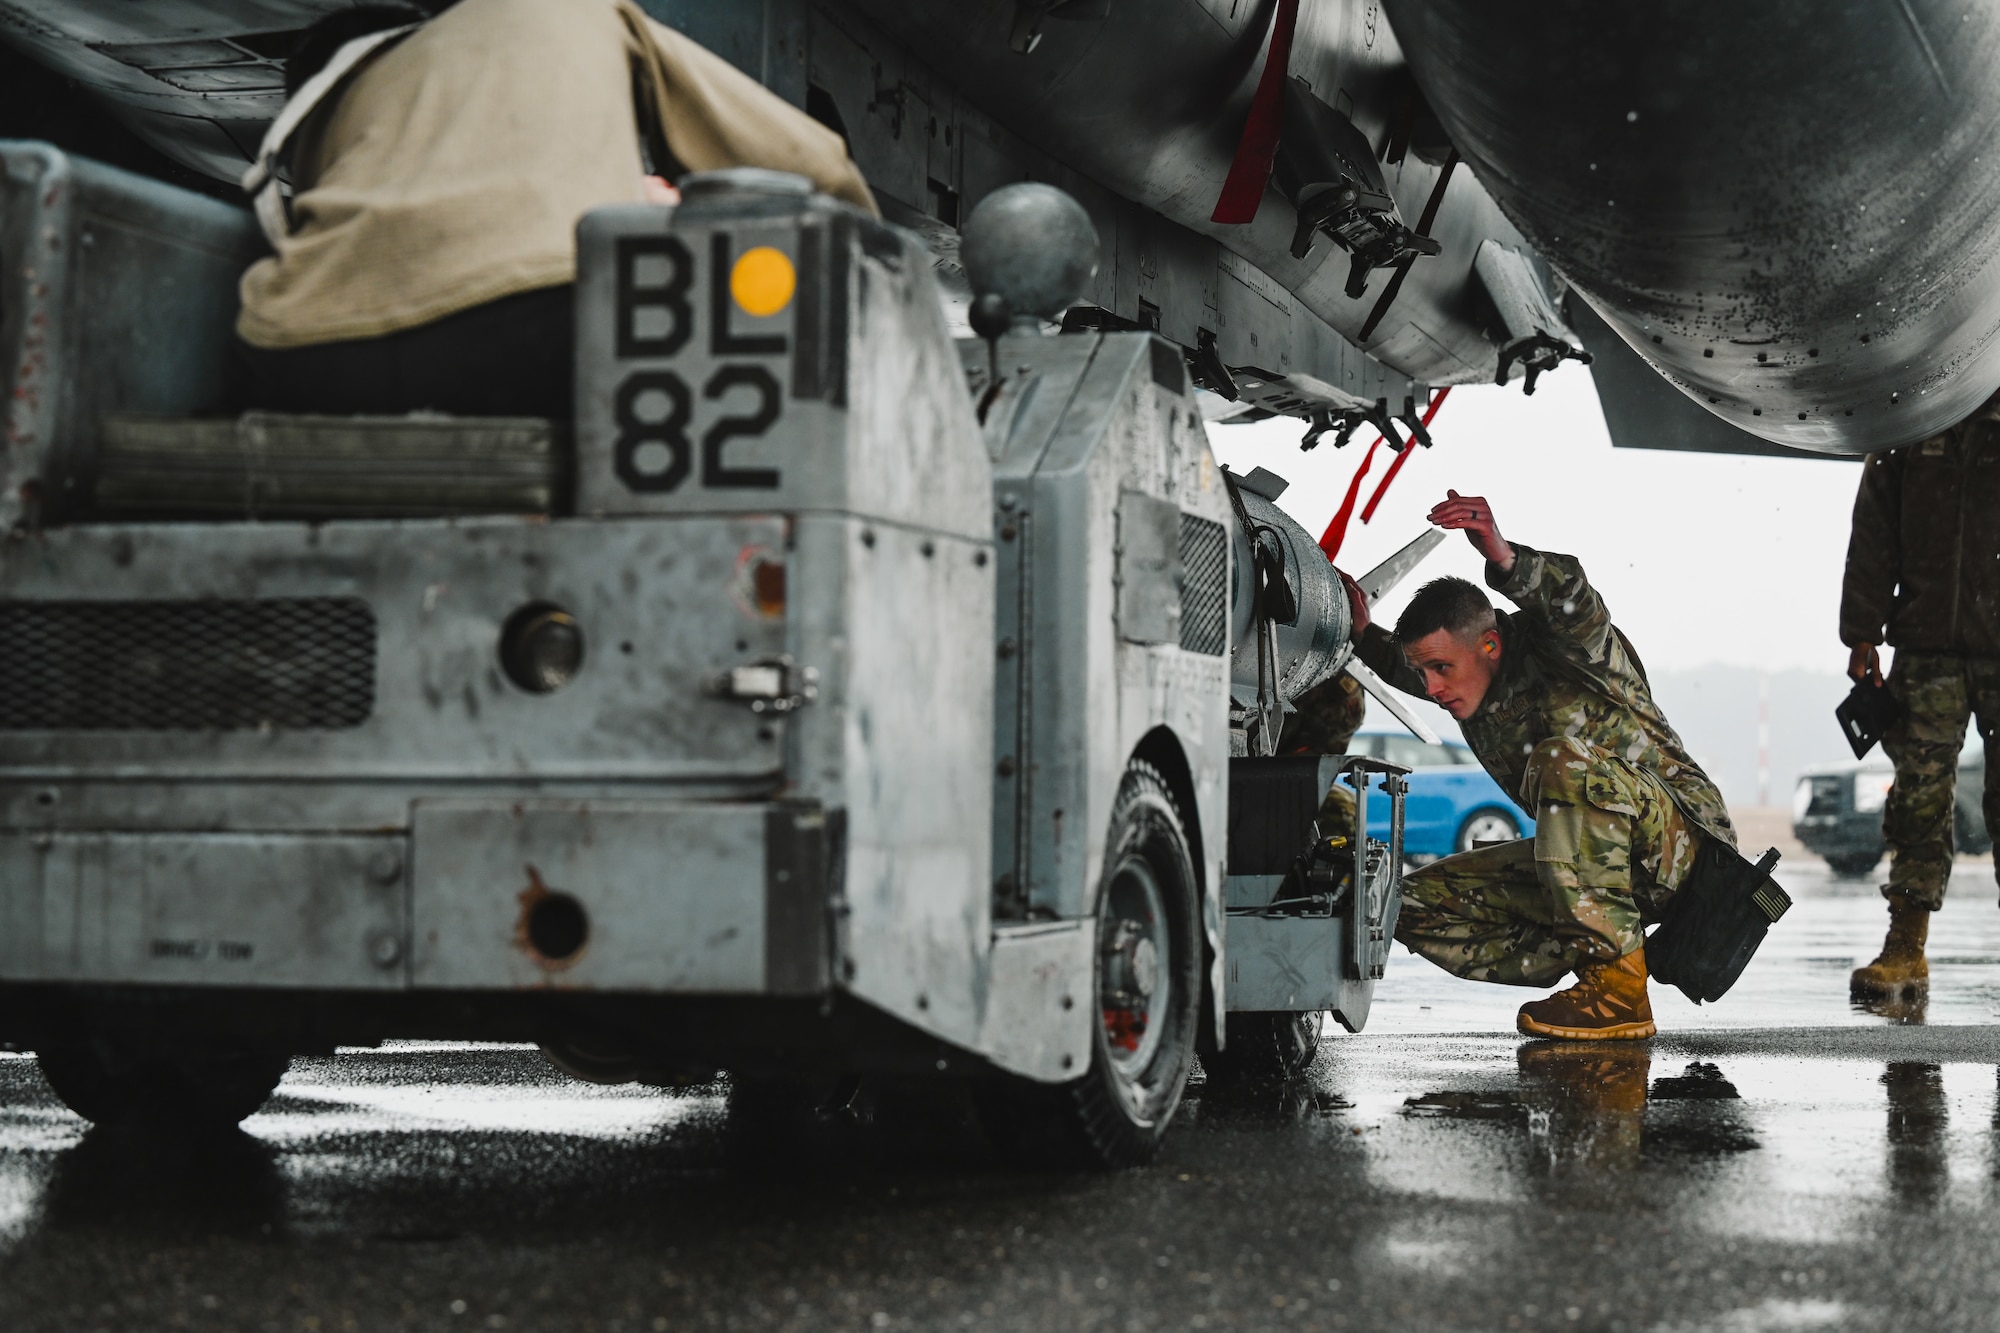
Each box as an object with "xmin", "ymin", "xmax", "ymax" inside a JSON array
[{"xmin": 0, "ymin": 146, "xmax": 1410, "ymax": 1166}]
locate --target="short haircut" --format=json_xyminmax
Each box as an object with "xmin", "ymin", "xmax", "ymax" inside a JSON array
[{"xmin": 1396, "ymin": 576, "xmax": 1498, "ymax": 644}]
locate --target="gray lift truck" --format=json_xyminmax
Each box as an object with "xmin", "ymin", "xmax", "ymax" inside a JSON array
[{"xmin": 0, "ymin": 143, "xmax": 1409, "ymax": 1167}]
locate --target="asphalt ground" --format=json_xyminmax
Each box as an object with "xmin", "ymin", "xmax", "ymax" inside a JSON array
[{"xmin": 4, "ymin": 857, "xmax": 2000, "ymax": 1333}]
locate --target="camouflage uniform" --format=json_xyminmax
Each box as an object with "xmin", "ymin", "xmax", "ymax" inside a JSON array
[
  {"xmin": 1355, "ymin": 545, "xmax": 1733, "ymax": 985},
  {"xmin": 1284, "ymin": 670, "xmax": 1367, "ymax": 758},
  {"xmin": 1879, "ymin": 654, "xmax": 2000, "ymax": 909},
  {"xmin": 1841, "ymin": 416, "xmax": 2000, "ymax": 909},
  {"xmin": 1392, "ymin": 736, "xmax": 1699, "ymax": 984},
  {"xmin": 1283, "ymin": 671, "xmax": 1366, "ymax": 831}
]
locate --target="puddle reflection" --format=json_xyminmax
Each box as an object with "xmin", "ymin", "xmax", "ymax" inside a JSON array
[
  {"xmin": 1190, "ymin": 1072, "xmax": 1355, "ymax": 1128},
  {"xmin": 1516, "ymin": 1045, "xmax": 1652, "ymax": 1172},
  {"xmin": 2, "ymin": 1031, "xmax": 1998, "ymax": 1261},
  {"xmin": 1882, "ymin": 1062, "xmax": 1948, "ymax": 1206},
  {"xmin": 37, "ymin": 1123, "xmax": 286, "ymax": 1234},
  {"xmin": 1643, "ymin": 1059, "xmax": 1761, "ymax": 1157},
  {"xmin": 1852, "ymin": 989, "xmax": 1930, "ymax": 1025},
  {"xmin": 1398, "ymin": 1040, "xmax": 2000, "ymax": 1217},
  {"xmin": 1405, "ymin": 1045, "xmax": 1762, "ymax": 1176}
]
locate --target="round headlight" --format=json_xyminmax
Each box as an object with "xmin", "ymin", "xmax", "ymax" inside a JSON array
[{"xmin": 500, "ymin": 602, "xmax": 584, "ymax": 693}]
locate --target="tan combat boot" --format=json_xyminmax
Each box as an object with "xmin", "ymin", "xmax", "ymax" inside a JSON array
[
  {"xmin": 1516, "ymin": 947, "xmax": 1656, "ymax": 1040},
  {"xmin": 1849, "ymin": 899, "xmax": 1930, "ymax": 996}
]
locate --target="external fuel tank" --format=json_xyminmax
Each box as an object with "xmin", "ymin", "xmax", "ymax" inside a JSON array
[{"xmin": 1384, "ymin": 0, "xmax": 2000, "ymax": 453}]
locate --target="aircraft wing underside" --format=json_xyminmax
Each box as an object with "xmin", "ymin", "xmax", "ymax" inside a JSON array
[{"xmin": 7, "ymin": 0, "xmax": 1992, "ymax": 458}]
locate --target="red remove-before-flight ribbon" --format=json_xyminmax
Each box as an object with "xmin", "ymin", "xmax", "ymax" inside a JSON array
[
  {"xmin": 1316, "ymin": 433, "xmax": 1382, "ymax": 562},
  {"xmin": 1210, "ymin": 0, "xmax": 1301, "ymax": 225},
  {"xmin": 1359, "ymin": 387, "xmax": 1452, "ymax": 524},
  {"xmin": 1316, "ymin": 387, "xmax": 1454, "ymax": 560}
]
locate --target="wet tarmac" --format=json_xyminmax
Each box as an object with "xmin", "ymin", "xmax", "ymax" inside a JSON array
[{"xmin": 5, "ymin": 859, "xmax": 2000, "ymax": 1333}]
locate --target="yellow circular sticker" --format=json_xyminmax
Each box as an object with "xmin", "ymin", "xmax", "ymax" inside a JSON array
[{"xmin": 730, "ymin": 246, "xmax": 796, "ymax": 318}]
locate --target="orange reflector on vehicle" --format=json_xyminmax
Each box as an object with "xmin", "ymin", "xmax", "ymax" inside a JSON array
[{"xmin": 731, "ymin": 246, "xmax": 795, "ymax": 317}]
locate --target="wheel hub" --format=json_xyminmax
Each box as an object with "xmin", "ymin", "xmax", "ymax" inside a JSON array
[
  {"xmin": 1129, "ymin": 937, "xmax": 1159, "ymax": 997},
  {"xmin": 1099, "ymin": 854, "xmax": 1171, "ymax": 1072}
]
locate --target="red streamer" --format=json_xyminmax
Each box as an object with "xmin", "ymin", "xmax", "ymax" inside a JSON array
[
  {"xmin": 1209, "ymin": 0, "xmax": 1301, "ymax": 225},
  {"xmin": 1359, "ymin": 387, "xmax": 1452, "ymax": 525},
  {"xmin": 1316, "ymin": 434, "xmax": 1382, "ymax": 561}
]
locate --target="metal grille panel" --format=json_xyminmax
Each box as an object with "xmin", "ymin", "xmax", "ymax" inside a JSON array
[
  {"xmin": 1178, "ymin": 514, "xmax": 1229, "ymax": 655},
  {"xmin": 0, "ymin": 598, "xmax": 376, "ymax": 730}
]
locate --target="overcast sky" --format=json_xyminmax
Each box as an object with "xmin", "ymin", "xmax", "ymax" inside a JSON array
[{"xmin": 1204, "ymin": 370, "xmax": 1866, "ymax": 677}]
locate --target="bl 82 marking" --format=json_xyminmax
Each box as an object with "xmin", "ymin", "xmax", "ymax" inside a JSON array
[{"xmin": 611, "ymin": 232, "xmax": 789, "ymax": 494}]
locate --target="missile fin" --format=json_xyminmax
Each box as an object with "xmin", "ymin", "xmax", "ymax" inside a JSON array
[
  {"xmin": 1356, "ymin": 528, "xmax": 1446, "ymax": 603},
  {"xmin": 1344, "ymin": 657, "xmax": 1442, "ymax": 746}
]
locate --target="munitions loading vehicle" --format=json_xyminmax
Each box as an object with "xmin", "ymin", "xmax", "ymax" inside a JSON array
[{"xmin": 0, "ymin": 144, "xmax": 1417, "ymax": 1166}]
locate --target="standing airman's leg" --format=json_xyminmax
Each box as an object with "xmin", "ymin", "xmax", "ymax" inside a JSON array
[
  {"xmin": 1970, "ymin": 656, "xmax": 2000, "ymax": 898},
  {"xmin": 1881, "ymin": 653, "xmax": 1971, "ymax": 908},
  {"xmin": 1856, "ymin": 653, "xmax": 1971, "ymax": 995}
]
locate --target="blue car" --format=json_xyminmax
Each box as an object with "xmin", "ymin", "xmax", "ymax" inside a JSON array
[{"xmin": 1345, "ymin": 731, "xmax": 1535, "ymax": 861}]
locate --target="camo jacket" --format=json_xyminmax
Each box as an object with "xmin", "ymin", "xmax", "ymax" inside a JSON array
[
  {"xmin": 1281, "ymin": 670, "xmax": 1366, "ymax": 756},
  {"xmin": 1354, "ymin": 543, "xmax": 1737, "ymax": 850},
  {"xmin": 1840, "ymin": 406, "xmax": 2000, "ymax": 658}
]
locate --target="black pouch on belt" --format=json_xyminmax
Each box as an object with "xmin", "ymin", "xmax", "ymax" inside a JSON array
[{"xmin": 1647, "ymin": 842, "xmax": 1790, "ymax": 1004}]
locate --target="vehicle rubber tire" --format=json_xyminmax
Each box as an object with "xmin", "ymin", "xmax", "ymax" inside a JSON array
[
  {"xmin": 1200, "ymin": 1011, "xmax": 1322, "ymax": 1088},
  {"xmin": 1825, "ymin": 850, "xmax": 1882, "ymax": 878},
  {"xmin": 1455, "ymin": 807, "xmax": 1521, "ymax": 854},
  {"xmin": 539, "ymin": 1036, "xmax": 643, "ymax": 1086},
  {"xmin": 36, "ymin": 1042, "xmax": 290, "ymax": 1129},
  {"xmin": 977, "ymin": 760, "xmax": 1202, "ymax": 1170}
]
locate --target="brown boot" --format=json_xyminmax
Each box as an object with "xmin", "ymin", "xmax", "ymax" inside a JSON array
[
  {"xmin": 1517, "ymin": 947, "xmax": 1656, "ymax": 1040},
  {"xmin": 1850, "ymin": 899, "xmax": 1930, "ymax": 996}
]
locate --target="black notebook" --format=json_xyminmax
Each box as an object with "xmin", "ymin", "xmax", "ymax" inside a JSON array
[{"xmin": 1835, "ymin": 678, "xmax": 1900, "ymax": 759}]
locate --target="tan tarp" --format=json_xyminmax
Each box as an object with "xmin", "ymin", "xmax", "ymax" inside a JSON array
[{"xmin": 238, "ymin": 0, "xmax": 875, "ymax": 349}]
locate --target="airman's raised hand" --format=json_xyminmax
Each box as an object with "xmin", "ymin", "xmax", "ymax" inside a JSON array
[{"xmin": 1428, "ymin": 490, "xmax": 1515, "ymax": 573}]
